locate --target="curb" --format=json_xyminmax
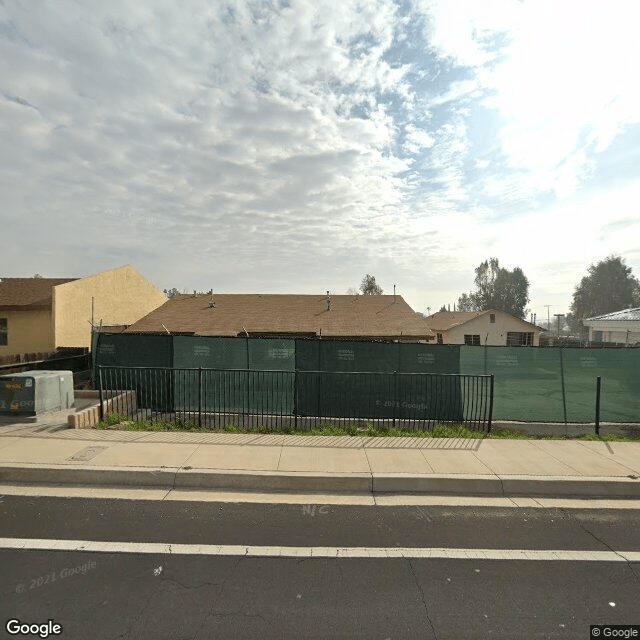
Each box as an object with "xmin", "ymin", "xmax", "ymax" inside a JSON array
[{"xmin": 1, "ymin": 464, "xmax": 640, "ymax": 498}]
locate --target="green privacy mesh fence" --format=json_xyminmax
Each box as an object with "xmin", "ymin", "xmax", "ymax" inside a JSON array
[
  {"xmin": 95, "ymin": 334, "xmax": 174, "ymax": 411},
  {"xmin": 294, "ymin": 340, "xmax": 460, "ymax": 373},
  {"xmin": 460, "ymin": 346, "xmax": 640, "ymax": 423},
  {"xmin": 93, "ymin": 334, "xmax": 640, "ymax": 423},
  {"xmin": 171, "ymin": 337, "xmax": 294, "ymax": 413}
]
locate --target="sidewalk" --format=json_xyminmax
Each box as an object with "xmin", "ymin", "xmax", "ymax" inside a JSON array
[{"xmin": 0, "ymin": 421, "xmax": 639, "ymax": 498}]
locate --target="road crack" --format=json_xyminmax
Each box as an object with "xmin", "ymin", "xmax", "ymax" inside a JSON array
[
  {"xmin": 562, "ymin": 508, "xmax": 640, "ymax": 585},
  {"xmin": 193, "ymin": 555, "xmax": 244, "ymax": 640},
  {"xmin": 406, "ymin": 558, "xmax": 439, "ymax": 640}
]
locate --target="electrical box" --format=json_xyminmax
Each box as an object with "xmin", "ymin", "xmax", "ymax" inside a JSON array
[{"xmin": 0, "ymin": 370, "xmax": 74, "ymax": 417}]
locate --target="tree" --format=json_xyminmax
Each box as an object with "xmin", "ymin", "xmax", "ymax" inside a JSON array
[
  {"xmin": 456, "ymin": 257, "xmax": 530, "ymax": 319},
  {"xmin": 360, "ymin": 274, "xmax": 383, "ymax": 295},
  {"xmin": 32, "ymin": 273, "xmax": 42, "ymax": 279},
  {"xmin": 346, "ymin": 287, "xmax": 359, "ymax": 296},
  {"xmin": 456, "ymin": 292, "xmax": 474, "ymax": 311},
  {"xmin": 163, "ymin": 288, "xmax": 180, "ymax": 298},
  {"xmin": 438, "ymin": 305, "xmax": 447, "ymax": 312},
  {"xmin": 569, "ymin": 256, "xmax": 640, "ymax": 334}
]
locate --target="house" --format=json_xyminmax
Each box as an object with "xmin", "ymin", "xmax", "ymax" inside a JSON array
[
  {"xmin": 125, "ymin": 293, "xmax": 435, "ymax": 341},
  {"xmin": 583, "ymin": 308, "xmax": 640, "ymax": 345},
  {"xmin": 424, "ymin": 309, "xmax": 542, "ymax": 346},
  {"xmin": 0, "ymin": 265, "xmax": 167, "ymax": 358}
]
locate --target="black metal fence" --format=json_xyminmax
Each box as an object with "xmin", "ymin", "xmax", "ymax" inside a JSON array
[{"xmin": 97, "ymin": 366, "xmax": 494, "ymax": 432}]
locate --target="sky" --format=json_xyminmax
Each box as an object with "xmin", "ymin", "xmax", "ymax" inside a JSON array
[{"xmin": 2, "ymin": 0, "xmax": 640, "ymax": 323}]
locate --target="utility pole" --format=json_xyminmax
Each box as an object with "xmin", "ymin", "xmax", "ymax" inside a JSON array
[
  {"xmin": 554, "ymin": 313, "xmax": 564, "ymax": 338},
  {"xmin": 544, "ymin": 305, "xmax": 552, "ymax": 331}
]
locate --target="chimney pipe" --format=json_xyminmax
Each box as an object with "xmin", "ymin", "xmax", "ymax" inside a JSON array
[{"xmin": 393, "ymin": 284, "xmax": 396, "ymax": 303}]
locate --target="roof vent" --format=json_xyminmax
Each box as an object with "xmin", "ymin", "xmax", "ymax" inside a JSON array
[
  {"xmin": 325, "ymin": 290, "xmax": 331, "ymax": 311},
  {"xmin": 208, "ymin": 300, "xmax": 215, "ymax": 308}
]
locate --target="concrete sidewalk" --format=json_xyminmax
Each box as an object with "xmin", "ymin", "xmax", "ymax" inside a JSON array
[{"xmin": 0, "ymin": 421, "xmax": 639, "ymax": 498}]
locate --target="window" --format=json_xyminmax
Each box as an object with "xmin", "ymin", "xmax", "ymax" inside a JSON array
[
  {"xmin": 437, "ymin": 333, "xmax": 443, "ymax": 344},
  {"xmin": 0, "ymin": 318, "xmax": 6, "ymax": 346},
  {"xmin": 464, "ymin": 334, "xmax": 481, "ymax": 345},
  {"xmin": 506, "ymin": 331, "xmax": 533, "ymax": 346},
  {"xmin": 490, "ymin": 313, "xmax": 495, "ymax": 323}
]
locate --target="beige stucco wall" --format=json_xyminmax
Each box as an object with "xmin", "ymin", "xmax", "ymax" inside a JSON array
[
  {"xmin": 0, "ymin": 307, "xmax": 55, "ymax": 357},
  {"xmin": 441, "ymin": 311, "xmax": 540, "ymax": 346},
  {"xmin": 53, "ymin": 265, "xmax": 167, "ymax": 348}
]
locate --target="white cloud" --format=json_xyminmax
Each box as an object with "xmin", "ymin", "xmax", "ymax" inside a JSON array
[{"xmin": 0, "ymin": 0, "xmax": 639, "ymax": 319}]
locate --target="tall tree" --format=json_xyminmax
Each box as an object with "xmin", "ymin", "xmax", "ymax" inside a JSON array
[
  {"xmin": 360, "ymin": 274, "xmax": 383, "ymax": 295},
  {"xmin": 456, "ymin": 292, "xmax": 474, "ymax": 311},
  {"xmin": 456, "ymin": 258, "xmax": 530, "ymax": 319},
  {"xmin": 568, "ymin": 256, "xmax": 640, "ymax": 334}
]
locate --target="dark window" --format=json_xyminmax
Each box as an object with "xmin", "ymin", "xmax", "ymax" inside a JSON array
[
  {"xmin": 490, "ymin": 313, "xmax": 495, "ymax": 323},
  {"xmin": 0, "ymin": 318, "xmax": 6, "ymax": 346},
  {"xmin": 437, "ymin": 333, "xmax": 443, "ymax": 344},
  {"xmin": 464, "ymin": 334, "xmax": 481, "ymax": 346},
  {"xmin": 506, "ymin": 331, "xmax": 533, "ymax": 346}
]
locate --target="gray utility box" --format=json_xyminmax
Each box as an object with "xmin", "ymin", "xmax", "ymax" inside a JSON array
[{"xmin": 0, "ymin": 370, "xmax": 75, "ymax": 417}]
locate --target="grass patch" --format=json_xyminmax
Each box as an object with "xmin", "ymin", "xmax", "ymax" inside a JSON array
[
  {"xmin": 95, "ymin": 414, "xmax": 639, "ymax": 441},
  {"xmin": 96, "ymin": 416, "xmax": 482, "ymax": 438},
  {"xmin": 576, "ymin": 433, "xmax": 635, "ymax": 442},
  {"xmin": 486, "ymin": 428, "xmax": 531, "ymax": 440}
]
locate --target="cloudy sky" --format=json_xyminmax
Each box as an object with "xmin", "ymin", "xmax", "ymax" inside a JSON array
[{"xmin": 2, "ymin": 0, "xmax": 639, "ymax": 321}]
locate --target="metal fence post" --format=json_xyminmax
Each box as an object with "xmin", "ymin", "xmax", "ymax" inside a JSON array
[
  {"xmin": 393, "ymin": 370, "xmax": 398, "ymax": 429},
  {"xmin": 294, "ymin": 369, "xmax": 298, "ymax": 430},
  {"xmin": 559, "ymin": 348, "xmax": 567, "ymax": 425},
  {"xmin": 98, "ymin": 366, "xmax": 104, "ymax": 422},
  {"xmin": 487, "ymin": 374, "xmax": 494, "ymax": 433},
  {"xmin": 198, "ymin": 366, "xmax": 203, "ymax": 428},
  {"xmin": 595, "ymin": 375, "xmax": 601, "ymax": 436}
]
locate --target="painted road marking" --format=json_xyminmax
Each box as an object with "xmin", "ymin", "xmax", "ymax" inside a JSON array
[
  {"xmin": 1, "ymin": 484, "xmax": 640, "ymax": 509},
  {"xmin": 1, "ymin": 538, "xmax": 639, "ymax": 562}
]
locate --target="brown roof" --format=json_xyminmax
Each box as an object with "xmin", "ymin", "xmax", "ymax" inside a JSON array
[
  {"xmin": 426, "ymin": 309, "xmax": 541, "ymax": 331},
  {"xmin": 425, "ymin": 311, "xmax": 486, "ymax": 331},
  {"xmin": 126, "ymin": 294, "xmax": 434, "ymax": 339},
  {"xmin": 0, "ymin": 277, "xmax": 77, "ymax": 307}
]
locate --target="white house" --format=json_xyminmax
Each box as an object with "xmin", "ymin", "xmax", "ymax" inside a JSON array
[
  {"xmin": 425, "ymin": 309, "xmax": 542, "ymax": 346},
  {"xmin": 583, "ymin": 308, "xmax": 640, "ymax": 345}
]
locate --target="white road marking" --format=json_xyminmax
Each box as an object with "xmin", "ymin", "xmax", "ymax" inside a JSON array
[
  {"xmin": 0, "ymin": 538, "xmax": 639, "ymax": 562},
  {"xmin": 1, "ymin": 484, "xmax": 640, "ymax": 509}
]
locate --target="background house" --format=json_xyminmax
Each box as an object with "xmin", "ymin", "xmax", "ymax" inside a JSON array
[
  {"xmin": 424, "ymin": 309, "xmax": 542, "ymax": 346},
  {"xmin": 0, "ymin": 265, "xmax": 167, "ymax": 358},
  {"xmin": 583, "ymin": 308, "xmax": 640, "ymax": 345},
  {"xmin": 125, "ymin": 293, "xmax": 434, "ymax": 341}
]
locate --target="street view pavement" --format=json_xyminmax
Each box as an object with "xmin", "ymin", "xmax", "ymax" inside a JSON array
[{"xmin": 1, "ymin": 419, "xmax": 639, "ymax": 639}]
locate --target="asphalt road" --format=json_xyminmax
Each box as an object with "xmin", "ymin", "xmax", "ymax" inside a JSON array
[{"xmin": 1, "ymin": 495, "xmax": 640, "ymax": 639}]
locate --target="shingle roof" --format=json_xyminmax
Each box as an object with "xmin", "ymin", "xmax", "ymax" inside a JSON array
[
  {"xmin": 425, "ymin": 309, "xmax": 541, "ymax": 331},
  {"xmin": 125, "ymin": 294, "xmax": 434, "ymax": 339},
  {"xmin": 585, "ymin": 308, "xmax": 640, "ymax": 322},
  {"xmin": 425, "ymin": 311, "xmax": 486, "ymax": 331},
  {"xmin": 0, "ymin": 277, "xmax": 77, "ymax": 307}
]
